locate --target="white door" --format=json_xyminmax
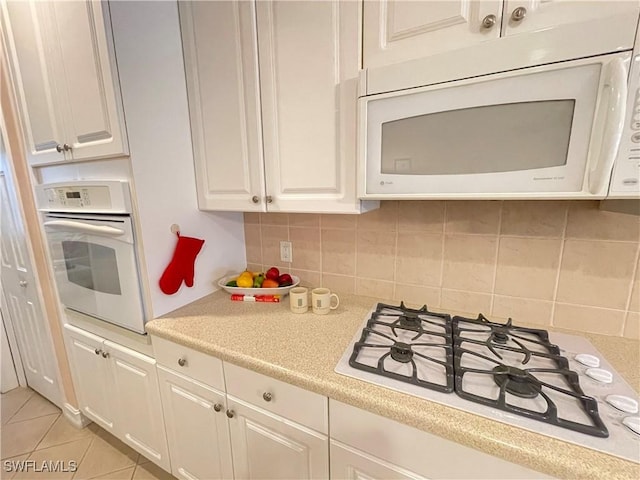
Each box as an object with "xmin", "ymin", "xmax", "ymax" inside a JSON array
[
  {"xmin": 63, "ymin": 324, "xmax": 116, "ymax": 433},
  {"xmin": 256, "ymin": 0, "xmax": 369, "ymax": 214},
  {"xmin": 227, "ymin": 396, "xmax": 329, "ymax": 480},
  {"xmin": 330, "ymin": 441, "xmax": 426, "ymax": 480},
  {"xmin": 1, "ymin": 311, "xmax": 20, "ymax": 393},
  {"xmin": 0, "ymin": 137, "xmax": 60, "ymax": 403},
  {"xmin": 363, "ymin": 0, "xmax": 502, "ymax": 69},
  {"xmin": 157, "ymin": 366, "xmax": 233, "ymax": 480},
  {"xmin": 106, "ymin": 340, "xmax": 170, "ymax": 471},
  {"xmin": 501, "ymin": 0, "xmax": 639, "ymax": 38},
  {"xmin": 49, "ymin": 0, "xmax": 128, "ymax": 162},
  {"xmin": 1, "ymin": 0, "xmax": 68, "ymax": 165},
  {"xmin": 180, "ymin": 0, "xmax": 265, "ymax": 212}
]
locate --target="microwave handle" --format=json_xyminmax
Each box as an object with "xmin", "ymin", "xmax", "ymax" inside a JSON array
[
  {"xmin": 588, "ymin": 57, "xmax": 628, "ymax": 194},
  {"xmin": 43, "ymin": 220, "xmax": 125, "ymax": 237}
]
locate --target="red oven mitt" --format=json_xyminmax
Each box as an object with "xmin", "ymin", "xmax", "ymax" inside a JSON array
[{"xmin": 159, "ymin": 233, "xmax": 205, "ymax": 295}]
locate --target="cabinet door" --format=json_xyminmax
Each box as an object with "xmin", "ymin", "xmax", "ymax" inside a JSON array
[
  {"xmin": 502, "ymin": 1, "xmax": 639, "ymax": 38},
  {"xmin": 106, "ymin": 340, "xmax": 170, "ymax": 472},
  {"xmin": 257, "ymin": 1, "xmax": 371, "ymax": 214},
  {"xmin": 330, "ymin": 441, "xmax": 426, "ymax": 480},
  {"xmin": 50, "ymin": 1, "xmax": 127, "ymax": 161},
  {"xmin": 180, "ymin": 1, "xmax": 266, "ymax": 212},
  {"xmin": 227, "ymin": 395, "xmax": 329, "ymax": 480},
  {"xmin": 363, "ymin": 0, "xmax": 502, "ymax": 69},
  {"xmin": 63, "ymin": 324, "xmax": 116, "ymax": 433},
  {"xmin": 157, "ymin": 366, "xmax": 233, "ymax": 480},
  {"xmin": 1, "ymin": 0, "xmax": 68, "ymax": 165}
]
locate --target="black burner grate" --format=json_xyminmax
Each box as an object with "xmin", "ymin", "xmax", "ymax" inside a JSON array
[
  {"xmin": 453, "ymin": 347, "xmax": 609, "ymax": 437},
  {"xmin": 348, "ymin": 303, "xmax": 454, "ymax": 393}
]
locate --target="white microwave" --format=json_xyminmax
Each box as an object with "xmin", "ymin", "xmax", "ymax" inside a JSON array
[{"xmin": 358, "ymin": 51, "xmax": 631, "ymax": 200}]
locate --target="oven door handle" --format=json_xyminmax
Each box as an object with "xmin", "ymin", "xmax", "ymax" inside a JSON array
[{"xmin": 43, "ymin": 220, "xmax": 126, "ymax": 237}]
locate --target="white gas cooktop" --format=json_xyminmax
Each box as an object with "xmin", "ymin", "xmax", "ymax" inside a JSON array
[{"xmin": 335, "ymin": 303, "xmax": 640, "ymax": 464}]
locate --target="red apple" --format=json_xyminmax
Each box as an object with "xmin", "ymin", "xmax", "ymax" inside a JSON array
[
  {"xmin": 278, "ymin": 273, "xmax": 293, "ymax": 287},
  {"xmin": 265, "ymin": 267, "xmax": 280, "ymax": 281}
]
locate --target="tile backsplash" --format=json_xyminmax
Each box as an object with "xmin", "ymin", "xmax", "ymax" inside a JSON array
[{"xmin": 243, "ymin": 201, "xmax": 640, "ymax": 339}]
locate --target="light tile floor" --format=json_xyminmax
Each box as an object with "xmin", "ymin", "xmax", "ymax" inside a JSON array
[{"xmin": 1, "ymin": 387, "xmax": 175, "ymax": 480}]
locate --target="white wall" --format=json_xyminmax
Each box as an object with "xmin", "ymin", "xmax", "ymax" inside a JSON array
[{"xmin": 107, "ymin": 0, "xmax": 246, "ymax": 317}]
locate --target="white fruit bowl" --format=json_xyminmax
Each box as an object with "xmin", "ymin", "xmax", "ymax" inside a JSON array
[{"xmin": 217, "ymin": 274, "xmax": 300, "ymax": 297}]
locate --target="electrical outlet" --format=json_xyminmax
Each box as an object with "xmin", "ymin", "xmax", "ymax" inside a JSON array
[{"xmin": 280, "ymin": 241, "xmax": 292, "ymax": 263}]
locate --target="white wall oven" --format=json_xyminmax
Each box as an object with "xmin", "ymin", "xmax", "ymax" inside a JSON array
[
  {"xmin": 359, "ymin": 52, "xmax": 631, "ymax": 199},
  {"xmin": 36, "ymin": 181, "xmax": 146, "ymax": 334}
]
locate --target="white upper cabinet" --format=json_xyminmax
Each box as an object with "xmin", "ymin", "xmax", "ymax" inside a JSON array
[
  {"xmin": 364, "ymin": 0, "xmax": 640, "ymax": 70},
  {"xmin": 364, "ymin": 0, "xmax": 502, "ymax": 69},
  {"xmin": 180, "ymin": 1, "xmax": 264, "ymax": 212},
  {"xmin": 256, "ymin": 1, "xmax": 368, "ymax": 213},
  {"xmin": 501, "ymin": 0, "xmax": 639, "ymax": 37},
  {"xmin": 2, "ymin": 0, "xmax": 128, "ymax": 166},
  {"xmin": 181, "ymin": 0, "xmax": 378, "ymax": 214}
]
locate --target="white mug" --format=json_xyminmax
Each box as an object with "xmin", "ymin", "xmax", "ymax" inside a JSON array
[
  {"xmin": 289, "ymin": 287, "xmax": 309, "ymax": 314},
  {"xmin": 311, "ymin": 288, "xmax": 339, "ymax": 315}
]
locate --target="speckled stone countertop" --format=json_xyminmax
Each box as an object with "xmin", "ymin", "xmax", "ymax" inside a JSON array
[{"xmin": 146, "ymin": 290, "xmax": 640, "ymax": 480}]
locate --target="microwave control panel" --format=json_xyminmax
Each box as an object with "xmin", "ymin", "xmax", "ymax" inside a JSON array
[
  {"xmin": 35, "ymin": 181, "xmax": 132, "ymax": 213},
  {"xmin": 610, "ymin": 54, "xmax": 640, "ymax": 197}
]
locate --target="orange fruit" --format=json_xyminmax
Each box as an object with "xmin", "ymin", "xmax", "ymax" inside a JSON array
[{"xmin": 262, "ymin": 278, "xmax": 279, "ymax": 288}]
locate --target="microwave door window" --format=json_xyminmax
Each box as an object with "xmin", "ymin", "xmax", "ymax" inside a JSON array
[
  {"xmin": 61, "ymin": 240, "xmax": 122, "ymax": 295},
  {"xmin": 380, "ymin": 100, "xmax": 575, "ymax": 175}
]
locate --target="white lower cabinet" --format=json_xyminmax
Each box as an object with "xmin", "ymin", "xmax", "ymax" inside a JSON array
[
  {"xmin": 227, "ymin": 395, "xmax": 329, "ymax": 480},
  {"xmin": 63, "ymin": 325, "xmax": 171, "ymax": 471},
  {"xmin": 330, "ymin": 441, "xmax": 425, "ymax": 480},
  {"xmin": 64, "ymin": 325, "xmax": 116, "ymax": 433},
  {"xmin": 152, "ymin": 337, "xmax": 329, "ymax": 480},
  {"xmin": 157, "ymin": 365, "xmax": 233, "ymax": 480},
  {"xmin": 330, "ymin": 400, "xmax": 551, "ymax": 480},
  {"xmin": 107, "ymin": 341, "xmax": 171, "ymax": 471},
  {"xmin": 150, "ymin": 337, "xmax": 551, "ymax": 480}
]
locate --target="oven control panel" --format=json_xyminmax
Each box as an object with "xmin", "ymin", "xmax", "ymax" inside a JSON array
[
  {"xmin": 35, "ymin": 181, "xmax": 132, "ymax": 214},
  {"xmin": 42, "ymin": 185, "xmax": 111, "ymax": 210}
]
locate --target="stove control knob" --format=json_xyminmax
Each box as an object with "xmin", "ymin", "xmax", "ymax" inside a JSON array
[
  {"xmin": 575, "ymin": 353, "xmax": 600, "ymax": 368},
  {"xmin": 622, "ymin": 416, "xmax": 640, "ymax": 436},
  {"xmin": 585, "ymin": 368, "xmax": 613, "ymax": 384},
  {"xmin": 606, "ymin": 395, "xmax": 639, "ymax": 414}
]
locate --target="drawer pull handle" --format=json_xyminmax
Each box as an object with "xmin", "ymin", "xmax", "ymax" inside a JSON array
[
  {"xmin": 94, "ymin": 348, "xmax": 101, "ymax": 355},
  {"xmin": 262, "ymin": 392, "xmax": 273, "ymax": 402},
  {"xmin": 101, "ymin": 351, "xmax": 109, "ymax": 359},
  {"xmin": 226, "ymin": 409, "xmax": 235, "ymax": 419},
  {"xmin": 213, "ymin": 404, "xmax": 223, "ymax": 412},
  {"xmin": 177, "ymin": 357, "xmax": 187, "ymax": 367}
]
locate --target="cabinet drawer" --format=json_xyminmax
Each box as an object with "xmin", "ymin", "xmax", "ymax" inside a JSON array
[
  {"xmin": 151, "ymin": 336, "xmax": 224, "ymax": 391},
  {"xmin": 224, "ymin": 362, "xmax": 328, "ymax": 434}
]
